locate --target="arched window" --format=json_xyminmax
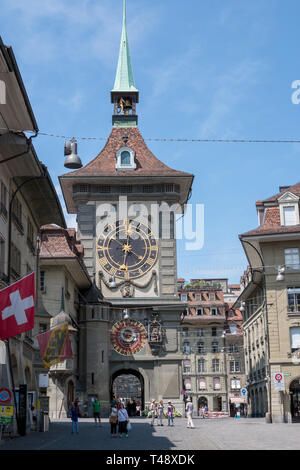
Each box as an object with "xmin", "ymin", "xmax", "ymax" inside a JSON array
[
  {"xmin": 120, "ymin": 151, "xmax": 130, "ymax": 165},
  {"xmin": 213, "ymin": 377, "xmax": 221, "ymax": 390},
  {"xmin": 199, "ymin": 377, "xmax": 206, "ymax": 390}
]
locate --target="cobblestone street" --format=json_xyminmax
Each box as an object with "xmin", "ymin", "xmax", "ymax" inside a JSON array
[{"xmin": 1, "ymin": 417, "xmax": 300, "ymax": 451}]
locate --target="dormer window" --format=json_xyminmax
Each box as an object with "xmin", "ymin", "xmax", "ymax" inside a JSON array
[
  {"xmin": 278, "ymin": 191, "xmax": 300, "ymax": 226},
  {"xmin": 115, "ymin": 146, "xmax": 136, "ymax": 170}
]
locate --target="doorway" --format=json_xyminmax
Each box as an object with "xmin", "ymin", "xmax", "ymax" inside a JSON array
[
  {"xmin": 290, "ymin": 379, "xmax": 300, "ymax": 422},
  {"xmin": 111, "ymin": 369, "xmax": 144, "ymax": 412}
]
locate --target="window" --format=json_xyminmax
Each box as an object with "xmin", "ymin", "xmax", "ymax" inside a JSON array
[
  {"xmin": 11, "ymin": 243, "xmax": 21, "ymax": 277},
  {"xmin": 120, "ymin": 151, "xmax": 130, "ymax": 165},
  {"xmin": 212, "ymin": 359, "xmax": 220, "ymax": 372},
  {"xmin": 183, "ymin": 342, "xmax": 191, "ymax": 354},
  {"xmin": 212, "ymin": 327, "xmax": 217, "ymax": 337},
  {"xmin": 198, "ymin": 359, "xmax": 206, "ymax": 373},
  {"xmin": 39, "ymin": 323, "xmax": 47, "ymax": 333},
  {"xmin": 230, "ymin": 361, "xmax": 240, "ymax": 372},
  {"xmin": 184, "ymin": 378, "xmax": 191, "ymax": 390},
  {"xmin": 0, "ymin": 181, "xmax": 8, "ymax": 218},
  {"xmin": 209, "ymin": 293, "xmax": 216, "ymax": 301},
  {"xmin": 283, "ymin": 206, "xmax": 296, "ymax": 226},
  {"xmin": 116, "ymin": 146, "xmax": 136, "ymax": 170},
  {"xmin": 290, "ymin": 327, "xmax": 300, "ymax": 352},
  {"xmin": 182, "ymin": 328, "xmax": 189, "ymax": 337},
  {"xmin": 285, "ymin": 248, "xmax": 300, "ymax": 270},
  {"xmin": 195, "ymin": 294, "xmax": 202, "ymax": 301},
  {"xmin": 181, "ymin": 294, "xmax": 187, "ymax": 302},
  {"xmin": 197, "ymin": 308, "xmax": 203, "ymax": 316},
  {"xmin": 27, "ymin": 217, "xmax": 35, "ymax": 252},
  {"xmin": 0, "ymin": 236, "xmax": 5, "ymax": 275},
  {"xmin": 183, "ymin": 360, "xmax": 191, "ymax": 373},
  {"xmin": 287, "ymin": 287, "xmax": 300, "ymax": 312},
  {"xmin": 212, "ymin": 341, "xmax": 219, "ymax": 353},
  {"xmin": 12, "ymin": 197, "xmax": 23, "ymax": 232},
  {"xmin": 229, "ymin": 323, "xmax": 237, "ymax": 334},
  {"xmin": 231, "ymin": 378, "xmax": 241, "ymax": 390},
  {"xmin": 197, "ymin": 342, "xmax": 205, "ymax": 354},
  {"xmin": 40, "ymin": 271, "xmax": 46, "ymax": 292},
  {"xmin": 213, "ymin": 377, "xmax": 221, "ymax": 390},
  {"xmin": 198, "ymin": 377, "xmax": 206, "ymax": 390},
  {"xmin": 229, "ymin": 343, "xmax": 238, "ymax": 353},
  {"xmin": 197, "ymin": 328, "xmax": 204, "ymax": 337},
  {"xmin": 211, "ymin": 308, "xmax": 217, "ymax": 316}
]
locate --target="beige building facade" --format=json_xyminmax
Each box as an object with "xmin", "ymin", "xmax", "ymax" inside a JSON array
[{"xmin": 236, "ymin": 182, "xmax": 300, "ymax": 422}]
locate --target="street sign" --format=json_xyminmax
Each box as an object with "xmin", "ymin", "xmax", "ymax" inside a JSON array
[
  {"xmin": 0, "ymin": 405, "xmax": 13, "ymax": 424},
  {"xmin": 0, "ymin": 388, "xmax": 11, "ymax": 404},
  {"xmin": 241, "ymin": 388, "xmax": 247, "ymax": 397},
  {"xmin": 273, "ymin": 373, "xmax": 285, "ymax": 391}
]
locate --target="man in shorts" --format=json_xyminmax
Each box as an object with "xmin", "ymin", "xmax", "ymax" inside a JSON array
[{"xmin": 93, "ymin": 395, "xmax": 101, "ymax": 426}]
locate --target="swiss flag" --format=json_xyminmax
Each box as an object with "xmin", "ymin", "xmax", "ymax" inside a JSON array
[{"xmin": 0, "ymin": 273, "xmax": 35, "ymax": 340}]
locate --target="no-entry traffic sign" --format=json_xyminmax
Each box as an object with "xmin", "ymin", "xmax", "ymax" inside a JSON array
[{"xmin": 0, "ymin": 388, "xmax": 11, "ymax": 404}]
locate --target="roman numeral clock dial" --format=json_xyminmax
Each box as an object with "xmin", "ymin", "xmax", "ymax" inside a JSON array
[{"xmin": 97, "ymin": 219, "xmax": 158, "ymax": 279}]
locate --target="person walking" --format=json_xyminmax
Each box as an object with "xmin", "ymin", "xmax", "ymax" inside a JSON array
[
  {"xmin": 93, "ymin": 395, "xmax": 101, "ymax": 427},
  {"xmin": 167, "ymin": 401, "xmax": 174, "ymax": 426},
  {"xmin": 150, "ymin": 399, "xmax": 157, "ymax": 426},
  {"xmin": 118, "ymin": 403, "xmax": 129, "ymax": 438},
  {"xmin": 185, "ymin": 397, "xmax": 195, "ymax": 429},
  {"xmin": 70, "ymin": 400, "xmax": 81, "ymax": 434},
  {"xmin": 157, "ymin": 400, "xmax": 164, "ymax": 426},
  {"xmin": 109, "ymin": 405, "xmax": 118, "ymax": 438}
]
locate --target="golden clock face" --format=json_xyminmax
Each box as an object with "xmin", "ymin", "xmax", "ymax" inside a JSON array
[{"xmin": 97, "ymin": 218, "xmax": 158, "ymax": 279}]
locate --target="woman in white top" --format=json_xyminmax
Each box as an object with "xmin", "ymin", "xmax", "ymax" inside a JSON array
[{"xmin": 118, "ymin": 403, "xmax": 129, "ymax": 437}]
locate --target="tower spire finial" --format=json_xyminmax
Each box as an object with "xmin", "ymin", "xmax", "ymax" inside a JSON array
[
  {"xmin": 111, "ymin": 0, "xmax": 139, "ymax": 127},
  {"xmin": 112, "ymin": 0, "xmax": 138, "ymax": 93}
]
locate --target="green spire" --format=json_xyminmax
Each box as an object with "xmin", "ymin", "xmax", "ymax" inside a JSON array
[{"xmin": 112, "ymin": 0, "xmax": 138, "ymax": 93}]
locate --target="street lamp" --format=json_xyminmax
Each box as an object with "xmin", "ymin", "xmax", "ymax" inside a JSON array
[
  {"xmin": 276, "ymin": 266, "xmax": 285, "ymax": 282},
  {"xmin": 64, "ymin": 138, "xmax": 82, "ymax": 169}
]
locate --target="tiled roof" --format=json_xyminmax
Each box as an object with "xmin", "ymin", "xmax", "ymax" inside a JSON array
[
  {"xmin": 61, "ymin": 127, "xmax": 193, "ymax": 178},
  {"xmin": 256, "ymin": 182, "xmax": 300, "ymax": 205},
  {"xmin": 39, "ymin": 224, "xmax": 83, "ymax": 259}
]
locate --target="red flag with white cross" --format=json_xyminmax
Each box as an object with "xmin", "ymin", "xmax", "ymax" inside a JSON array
[{"xmin": 0, "ymin": 273, "xmax": 35, "ymax": 340}]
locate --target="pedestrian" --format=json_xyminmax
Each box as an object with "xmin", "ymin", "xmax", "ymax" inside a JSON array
[
  {"xmin": 109, "ymin": 405, "xmax": 118, "ymax": 438},
  {"xmin": 31, "ymin": 406, "xmax": 37, "ymax": 431},
  {"xmin": 118, "ymin": 403, "xmax": 129, "ymax": 438},
  {"xmin": 167, "ymin": 401, "xmax": 174, "ymax": 426},
  {"xmin": 70, "ymin": 400, "xmax": 81, "ymax": 434},
  {"xmin": 150, "ymin": 399, "xmax": 157, "ymax": 426},
  {"xmin": 157, "ymin": 400, "xmax": 164, "ymax": 426},
  {"xmin": 185, "ymin": 397, "xmax": 195, "ymax": 429},
  {"xmin": 93, "ymin": 395, "xmax": 101, "ymax": 427}
]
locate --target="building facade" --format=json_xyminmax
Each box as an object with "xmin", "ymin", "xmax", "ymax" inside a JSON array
[
  {"xmin": 178, "ymin": 278, "xmax": 246, "ymax": 415},
  {"xmin": 0, "ymin": 35, "xmax": 65, "ymax": 432},
  {"xmin": 59, "ymin": 2, "xmax": 194, "ymax": 416},
  {"xmin": 235, "ymin": 182, "xmax": 300, "ymax": 422}
]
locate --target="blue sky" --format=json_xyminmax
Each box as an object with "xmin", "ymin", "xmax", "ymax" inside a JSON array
[{"xmin": 1, "ymin": 0, "xmax": 300, "ymax": 284}]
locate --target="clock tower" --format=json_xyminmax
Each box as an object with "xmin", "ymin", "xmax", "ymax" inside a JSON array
[{"xmin": 59, "ymin": 0, "xmax": 194, "ymax": 415}]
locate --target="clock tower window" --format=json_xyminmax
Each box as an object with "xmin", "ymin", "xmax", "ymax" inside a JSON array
[{"xmin": 116, "ymin": 146, "xmax": 136, "ymax": 170}]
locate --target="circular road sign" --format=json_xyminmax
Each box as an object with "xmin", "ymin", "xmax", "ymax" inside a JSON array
[
  {"xmin": 0, "ymin": 388, "xmax": 11, "ymax": 404},
  {"xmin": 275, "ymin": 373, "xmax": 283, "ymax": 383},
  {"xmin": 241, "ymin": 388, "xmax": 247, "ymax": 396}
]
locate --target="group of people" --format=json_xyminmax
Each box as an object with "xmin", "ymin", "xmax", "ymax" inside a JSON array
[
  {"xmin": 69, "ymin": 395, "xmax": 196, "ymax": 435},
  {"xmin": 149, "ymin": 399, "xmax": 175, "ymax": 426}
]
